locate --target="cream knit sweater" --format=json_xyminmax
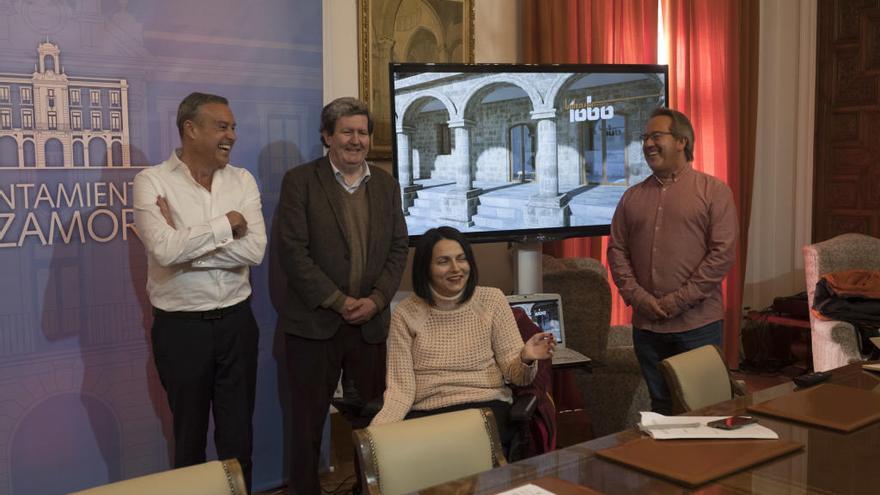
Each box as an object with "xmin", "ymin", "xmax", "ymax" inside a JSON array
[{"xmin": 372, "ymin": 286, "xmax": 537, "ymax": 425}]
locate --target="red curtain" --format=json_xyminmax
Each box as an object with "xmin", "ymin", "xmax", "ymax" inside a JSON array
[
  {"xmin": 524, "ymin": 0, "xmax": 658, "ymax": 64},
  {"xmin": 664, "ymin": 0, "xmax": 759, "ymax": 366},
  {"xmin": 523, "ymin": 0, "xmax": 759, "ymax": 367},
  {"xmin": 524, "ymin": 0, "xmax": 658, "ymax": 327}
]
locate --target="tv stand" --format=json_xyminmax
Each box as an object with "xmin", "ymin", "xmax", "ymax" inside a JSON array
[{"xmin": 516, "ymin": 241, "xmax": 543, "ymax": 294}]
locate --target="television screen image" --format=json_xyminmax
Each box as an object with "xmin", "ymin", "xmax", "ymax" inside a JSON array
[{"xmin": 389, "ymin": 63, "xmax": 668, "ymax": 243}]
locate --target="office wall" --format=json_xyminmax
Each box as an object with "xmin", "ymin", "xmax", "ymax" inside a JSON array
[{"xmin": 322, "ymin": 0, "xmax": 359, "ymax": 103}]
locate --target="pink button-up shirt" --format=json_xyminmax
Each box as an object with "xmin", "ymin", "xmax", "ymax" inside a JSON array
[{"xmin": 608, "ymin": 165, "xmax": 737, "ymax": 333}]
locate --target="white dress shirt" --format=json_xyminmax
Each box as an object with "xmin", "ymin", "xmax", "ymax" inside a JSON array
[
  {"xmin": 329, "ymin": 159, "xmax": 371, "ymax": 193},
  {"xmin": 133, "ymin": 150, "xmax": 267, "ymax": 311}
]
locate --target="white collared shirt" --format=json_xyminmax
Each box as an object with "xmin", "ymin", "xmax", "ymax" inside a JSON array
[
  {"xmin": 133, "ymin": 150, "xmax": 267, "ymax": 311},
  {"xmin": 330, "ymin": 159, "xmax": 371, "ymax": 193}
]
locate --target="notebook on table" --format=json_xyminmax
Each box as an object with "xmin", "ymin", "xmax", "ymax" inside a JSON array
[
  {"xmin": 747, "ymin": 383, "xmax": 880, "ymax": 432},
  {"xmin": 596, "ymin": 437, "xmax": 803, "ymax": 488},
  {"xmin": 507, "ymin": 293, "xmax": 591, "ymax": 367}
]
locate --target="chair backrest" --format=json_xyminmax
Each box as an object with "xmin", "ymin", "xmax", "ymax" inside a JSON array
[
  {"xmin": 803, "ymin": 233, "xmax": 880, "ymax": 311},
  {"xmin": 68, "ymin": 459, "xmax": 246, "ymax": 495},
  {"xmin": 542, "ymin": 255, "xmax": 611, "ymax": 359},
  {"xmin": 660, "ymin": 345, "xmax": 739, "ymax": 414},
  {"xmin": 803, "ymin": 233, "xmax": 880, "ymax": 370},
  {"xmin": 353, "ymin": 408, "xmax": 506, "ymax": 495}
]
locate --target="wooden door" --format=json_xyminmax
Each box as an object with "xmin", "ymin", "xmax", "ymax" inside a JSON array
[{"xmin": 813, "ymin": 0, "xmax": 880, "ymax": 241}]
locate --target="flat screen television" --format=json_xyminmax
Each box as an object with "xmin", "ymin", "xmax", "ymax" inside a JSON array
[{"xmin": 389, "ymin": 63, "xmax": 668, "ymax": 244}]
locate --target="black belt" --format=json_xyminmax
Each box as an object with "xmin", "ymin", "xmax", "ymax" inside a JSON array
[{"xmin": 152, "ymin": 299, "xmax": 249, "ymax": 320}]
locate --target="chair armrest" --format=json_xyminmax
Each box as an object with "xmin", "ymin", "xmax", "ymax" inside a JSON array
[
  {"xmin": 813, "ymin": 319, "xmax": 858, "ymax": 348},
  {"xmin": 330, "ymin": 397, "xmax": 363, "ymax": 419},
  {"xmin": 811, "ymin": 318, "xmax": 862, "ymax": 371},
  {"xmin": 362, "ymin": 398, "xmax": 384, "ymax": 418},
  {"xmin": 331, "ymin": 397, "xmax": 384, "ymax": 421},
  {"xmin": 510, "ymin": 393, "xmax": 537, "ymax": 422}
]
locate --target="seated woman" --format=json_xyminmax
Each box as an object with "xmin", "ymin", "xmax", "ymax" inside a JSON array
[{"xmin": 371, "ymin": 226, "xmax": 555, "ymax": 445}]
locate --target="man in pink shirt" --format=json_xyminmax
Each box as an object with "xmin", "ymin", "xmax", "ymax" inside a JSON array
[{"xmin": 608, "ymin": 108, "xmax": 737, "ymax": 414}]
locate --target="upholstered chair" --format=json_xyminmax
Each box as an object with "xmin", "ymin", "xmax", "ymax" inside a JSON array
[
  {"xmin": 804, "ymin": 233, "xmax": 880, "ymax": 371},
  {"xmin": 542, "ymin": 255, "xmax": 650, "ymax": 437},
  {"xmin": 353, "ymin": 408, "xmax": 506, "ymax": 495},
  {"xmin": 69, "ymin": 459, "xmax": 246, "ymax": 495},
  {"xmin": 659, "ymin": 344, "xmax": 747, "ymax": 414}
]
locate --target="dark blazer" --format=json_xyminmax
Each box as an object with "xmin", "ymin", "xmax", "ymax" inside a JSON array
[{"xmin": 277, "ymin": 156, "xmax": 409, "ymax": 343}]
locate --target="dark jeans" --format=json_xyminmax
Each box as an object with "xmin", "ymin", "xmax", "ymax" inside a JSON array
[
  {"xmin": 285, "ymin": 325, "xmax": 386, "ymax": 495},
  {"xmin": 151, "ymin": 301, "xmax": 259, "ymax": 492},
  {"xmin": 633, "ymin": 320, "xmax": 723, "ymax": 415}
]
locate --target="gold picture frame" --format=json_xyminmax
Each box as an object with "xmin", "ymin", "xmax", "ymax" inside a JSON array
[{"xmin": 358, "ymin": 0, "xmax": 475, "ymax": 160}]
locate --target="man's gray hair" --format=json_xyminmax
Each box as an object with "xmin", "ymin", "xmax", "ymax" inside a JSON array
[
  {"xmin": 177, "ymin": 92, "xmax": 229, "ymax": 139},
  {"xmin": 320, "ymin": 97, "xmax": 373, "ymax": 147}
]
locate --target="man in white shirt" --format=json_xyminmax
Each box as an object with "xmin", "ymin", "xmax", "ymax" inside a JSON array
[{"xmin": 133, "ymin": 92, "xmax": 266, "ymax": 491}]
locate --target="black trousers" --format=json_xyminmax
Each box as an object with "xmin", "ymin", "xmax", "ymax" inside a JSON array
[
  {"xmin": 285, "ymin": 325, "xmax": 386, "ymax": 495},
  {"xmin": 151, "ymin": 300, "xmax": 259, "ymax": 492}
]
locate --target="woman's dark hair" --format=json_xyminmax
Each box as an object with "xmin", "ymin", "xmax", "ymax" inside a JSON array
[{"xmin": 412, "ymin": 226, "xmax": 478, "ymax": 306}]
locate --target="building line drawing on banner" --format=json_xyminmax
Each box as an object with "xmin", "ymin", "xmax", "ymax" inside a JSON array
[{"xmin": 0, "ymin": 42, "xmax": 133, "ymax": 169}]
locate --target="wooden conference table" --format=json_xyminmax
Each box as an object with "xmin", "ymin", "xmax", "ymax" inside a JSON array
[{"xmin": 421, "ymin": 362, "xmax": 880, "ymax": 494}]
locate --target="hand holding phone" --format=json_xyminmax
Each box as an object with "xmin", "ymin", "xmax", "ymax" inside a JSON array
[{"xmin": 707, "ymin": 415, "xmax": 758, "ymax": 430}]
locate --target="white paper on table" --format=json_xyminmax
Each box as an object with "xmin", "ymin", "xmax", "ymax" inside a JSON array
[
  {"xmin": 495, "ymin": 483, "xmax": 556, "ymax": 495},
  {"xmin": 638, "ymin": 412, "xmax": 779, "ymax": 440}
]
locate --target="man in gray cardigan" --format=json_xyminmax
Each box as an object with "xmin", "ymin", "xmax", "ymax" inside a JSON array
[{"xmin": 277, "ymin": 97, "xmax": 408, "ymax": 494}]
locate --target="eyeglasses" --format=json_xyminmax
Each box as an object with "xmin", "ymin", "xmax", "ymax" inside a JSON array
[{"xmin": 639, "ymin": 131, "xmax": 675, "ymax": 143}]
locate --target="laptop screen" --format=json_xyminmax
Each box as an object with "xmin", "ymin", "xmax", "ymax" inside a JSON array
[{"xmin": 507, "ymin": 294, "xmax": 565, "ymax": 345}]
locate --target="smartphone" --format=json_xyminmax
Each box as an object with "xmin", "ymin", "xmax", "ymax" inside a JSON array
[{"xmin": 707, "ymin": 416, "xmax": 758, "ymax": 430}]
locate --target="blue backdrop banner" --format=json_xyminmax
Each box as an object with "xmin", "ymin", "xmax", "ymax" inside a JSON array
[{"xmin": 0, "ymin": 1, "xmax": 322, "ymax": 493}]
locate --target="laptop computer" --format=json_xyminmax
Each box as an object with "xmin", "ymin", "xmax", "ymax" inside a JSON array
[{"xmin": 506, "ymin": 293, "xmax": 591, "ymax": 367}]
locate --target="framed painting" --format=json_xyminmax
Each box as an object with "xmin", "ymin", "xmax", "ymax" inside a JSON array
[{"xmin": 358, "ymin": 0, "xmax": 475, "ymax": 160}]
